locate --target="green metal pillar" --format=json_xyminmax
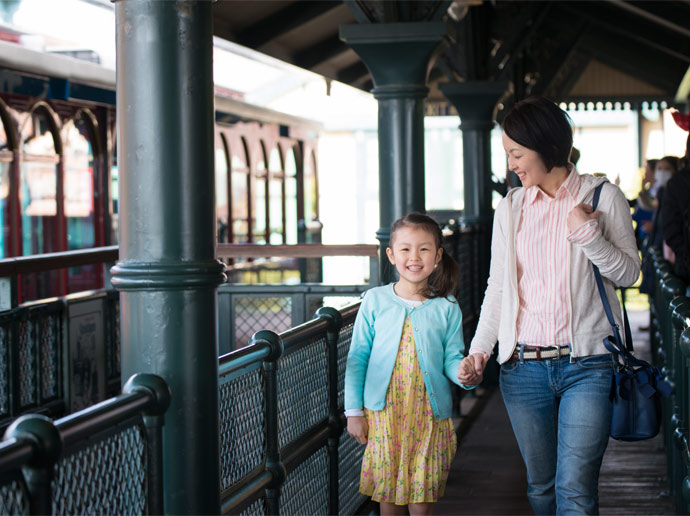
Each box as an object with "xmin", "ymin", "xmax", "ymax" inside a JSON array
[
  {"xmin": 440, "ymin": 81, "xmax": 506, "ymax": 224},
  {"xmin": 340, "ymin": 23, "xmax": 446, "ymax": 283},
  {"xmin": 440, "ymin": 81, "xmax": 506, "ymax": 283},
  {"xmin": 111, "ymin": 2, "xmax": 224, "ymax": 514}
]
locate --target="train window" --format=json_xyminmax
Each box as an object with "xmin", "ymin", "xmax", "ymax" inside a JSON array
[
  {"xmin": 304, "ymin": 150, "xmax": 318, "ymax": 223},
  {"xmin": 253, "ymin": 144, "xmax": 267, "ymax": 245},
  {"xmin": 268, "ymin": 147, "xmax": 284, "ymax": 245},
  {"xmin": 20, "ymin": 105, "xmax": 61, "ymax": 300},
  {"xmin": 63, "ymin": 115, "xmax": 96, "ymax": 251},
  {"xmin": 230, "ymin": 138, "xmax": 250, "ymax": 243},
  {"xmin": 0, "ymin": 111, "xmax": 11, "ymax": 258},
  {"xmin": 285, "ymin": 147, "xmax": 297, "ymax": 245},
  {"xmin": 63, "ymin": 113, "xmax": 101, "ymax": 294},
  {"xmin": 111, "ymin": 141, "xmax": 118, "ymax": 243},
  {"xmin": 215, "ymin": 135, "xmax": 229, "ymax": 243},
  {"xmin": 20, "ymin": 107, "xmax": 60, "ymax": 256}
]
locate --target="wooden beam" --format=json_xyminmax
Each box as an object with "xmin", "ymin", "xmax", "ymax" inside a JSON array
[
  {"xmin": 237, "ymin": 1, "xmax": 342, "ymax": 49},
  {"xmin": 604, "ymin": 0, "xmax": 690, "ymax": 39},
  {"xmin": 559, "ymin": 3, "xmax": 690, "ymax": 64},
  {"xmin": 217, "ymin": 243, "xmax": 379, "ymax": 259},
  {"xmin": 294, "ymin": 35, "xmax": 349, "ymax": 69},
  {"xmin": 336, "ymin": 61, "xmax": 370, "ymax": 85}
]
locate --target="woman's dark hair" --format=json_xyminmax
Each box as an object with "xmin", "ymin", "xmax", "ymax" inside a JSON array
[
  {"xmin": 389, "ymin": 212, "xmax": 459, "ymax": 300},
  {"xmin": 502, "ymin": 96, "xmax": 573, "ymax": 172},
  {"xmin": 658, "ymin": 155, "xmax": 679, "ymax": 174}
]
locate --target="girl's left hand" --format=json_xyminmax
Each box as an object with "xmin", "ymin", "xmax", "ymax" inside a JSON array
[{"xmin": 567, "ymin": 203, "xmax": 600, "ymax": 233}]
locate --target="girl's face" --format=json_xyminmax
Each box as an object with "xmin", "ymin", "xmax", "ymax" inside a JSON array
[
  {"xmin": 502, "ymin": 132, "xmax": 550, "ymax": 189},
  {"xmin": 386, "ymin": 226, "xmax": 442, "ymax": 293}
]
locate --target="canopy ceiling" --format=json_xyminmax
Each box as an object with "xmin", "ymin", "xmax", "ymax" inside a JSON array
[{"xmin": 211, "ymin": 0, "xmax": 690, "ymax": 110}]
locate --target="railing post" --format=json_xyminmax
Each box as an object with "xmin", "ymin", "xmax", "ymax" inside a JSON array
[
  {"xmin": 252, "ymin": 330, "xmax": 285, "ymax": 515},
  {"xmin": 123, "ymin": 373, "xmax": 171, "ymax": 516},
  {"xmin": 680, "ymin": 326, "xmax": 690, "ymax": 513},
  {"xmin": 316, "ymin": 306, "xmax": 344, "ymax": 515},
  {"xmin": 4, "ymin": 414, "xmax": 62, "ymax": 515}
]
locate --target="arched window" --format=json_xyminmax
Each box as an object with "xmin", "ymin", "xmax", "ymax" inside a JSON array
[
  {"xmin": 215, "ymin": 133, "xmax": 229, "ymax": 243},
  {"xmin": 62, "ymin": 111, "xmax": 100, "ymax": 293},
  {"xmin": 253, "ymin": 142, "xmax": 268, "ymax": 244},
  {"xmin": 267, "ymin": 145, "xmax": 284, "ymax": 245},
  {"xmin": 230, "ymin": 137, "xmax": 251, "ymax": 243},
  {"xmin": 304, "ymin": 149, "xmax": 318, "ymax": 223},
  {"xmin": 0, "ymin": 102, "xmax": 14, "ymax": 258},
  {"xmin": 63, "ymin": 112, "xmax": 96, "ymax": 251},
  {"xmin": 285, "ymin": 145, "xmax": 298, "ymax": 245},
  {"xmin": 20, "ymin": 105, "xmax": 60, "ymax": 256},
  {"xmin": 20, "ymin": 104, "xmax": 61, "ymax": 300}
]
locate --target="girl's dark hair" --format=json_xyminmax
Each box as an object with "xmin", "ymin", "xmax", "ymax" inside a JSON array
[
  {"xmin": 501, "ymin": 96, "xmax": 573, "ymax": 172},
  {"xmin": 389, "ymin": 212, "xmax": 460, "ymax": 300}
]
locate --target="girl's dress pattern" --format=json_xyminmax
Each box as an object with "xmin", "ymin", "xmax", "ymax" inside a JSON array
[{"xmin": 360, "ymin": 316, "xmax": 457, "ymax": 504}]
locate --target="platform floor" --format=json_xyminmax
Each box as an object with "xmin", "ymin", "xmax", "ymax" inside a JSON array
[{"xmin": 437, "ymin": 309, "xmax": 675, "ymax": 515}]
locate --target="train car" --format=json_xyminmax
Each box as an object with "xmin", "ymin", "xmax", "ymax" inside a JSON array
[{"xmin": 0, "ymin": 39, "xmax": 322, "ymax": 303}]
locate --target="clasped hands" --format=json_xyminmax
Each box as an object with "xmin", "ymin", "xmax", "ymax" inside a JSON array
[{"xmin": 347, "ymin": 353, "xmax": 490, "ymax": 445}]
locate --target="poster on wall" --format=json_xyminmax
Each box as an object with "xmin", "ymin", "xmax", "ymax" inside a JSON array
[{"xmin": 68, "ymin": 298, "xmax": 105, "ymax": 413}]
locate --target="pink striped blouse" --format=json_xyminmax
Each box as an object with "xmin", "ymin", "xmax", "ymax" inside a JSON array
[{"xmin": 515, "ymin": 170, "xmax": 597, "ymax": 347}]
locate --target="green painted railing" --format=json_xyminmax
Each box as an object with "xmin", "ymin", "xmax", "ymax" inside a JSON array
[
  {"xmin": 0, "ymin": 373, "xmax": 170, "ymax": 515},
  {"xmin": 648, "ymin": 246, "xmax": 690, "ymax": 515},
  {"xmin": 218, "ymin": 302, "xmax": 367, "ymax": 515}
]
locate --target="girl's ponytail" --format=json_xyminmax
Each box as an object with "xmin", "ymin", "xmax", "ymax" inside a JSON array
[{"xmin": 428, "ymin": 247, "xmax": 460, "ymax": 300}]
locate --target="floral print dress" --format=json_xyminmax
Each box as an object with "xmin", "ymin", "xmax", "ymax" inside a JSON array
[{"xmin": 360, "ymin": 316, "xmax": 457, "ymax": 505}]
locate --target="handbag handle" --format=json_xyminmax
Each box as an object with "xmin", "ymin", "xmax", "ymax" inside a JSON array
[{"xmin": 591, "ymin": 183, "xmax": 634, "ymax": 352}]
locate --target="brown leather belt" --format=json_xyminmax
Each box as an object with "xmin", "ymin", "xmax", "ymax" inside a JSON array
[{"xmin": 508, "ymin": 345, "xmax": 571, "ymax": 362}]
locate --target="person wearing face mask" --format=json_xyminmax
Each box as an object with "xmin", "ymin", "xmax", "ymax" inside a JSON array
[
  {"xmin": 661, "ymin": 112, "xmax": 690, "ymax": 289},
  {"xmin": 639, "ymin": 155, "xmax": 679, "ymax": 295},
  {"xmin": 646, "ymin": 156, "xmax": 678, "ymax": 249}
]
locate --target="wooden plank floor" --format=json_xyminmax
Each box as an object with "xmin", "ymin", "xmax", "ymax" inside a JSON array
[{"xmin": 437, "ymin": 309, "xmax": 675, "ymax": 515}]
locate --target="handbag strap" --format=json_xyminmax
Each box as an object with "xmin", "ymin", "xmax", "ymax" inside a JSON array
[{"xmin": 591, "ymin": 183, "xmax": 634, "ymax": 352}]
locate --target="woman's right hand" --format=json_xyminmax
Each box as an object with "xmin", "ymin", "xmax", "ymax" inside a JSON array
[{"xmin": 347, "ymin": 416, "xmax": 369, "ymax": 445}]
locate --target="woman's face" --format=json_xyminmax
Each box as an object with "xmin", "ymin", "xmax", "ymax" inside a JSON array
[{"xmin": 502, "ymin": 132, "xmax": 549, "ymax": 189}]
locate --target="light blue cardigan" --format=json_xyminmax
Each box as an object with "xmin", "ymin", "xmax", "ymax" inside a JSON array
[{"xmin": 344, "ymin": 283, "xmax": 473, "ymax": 420}]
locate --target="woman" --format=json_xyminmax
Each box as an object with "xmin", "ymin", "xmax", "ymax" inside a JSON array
[{"xmin": 458, "ymin": 97, "xmax": 640, "ymax": 515}]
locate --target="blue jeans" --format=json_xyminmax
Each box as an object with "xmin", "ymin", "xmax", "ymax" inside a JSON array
[{"xmin": 500, "ymin": 353, "xmax": 613, "ymax": 515}]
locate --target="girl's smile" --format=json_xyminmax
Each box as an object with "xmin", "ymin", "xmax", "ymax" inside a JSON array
[{"xmin": 386, "ymin": 226, "xmax": 442, "ymax": 299}]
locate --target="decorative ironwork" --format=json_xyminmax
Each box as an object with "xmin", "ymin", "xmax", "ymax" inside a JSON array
[
  {"xmin": 219, "ymin": 368, "xmax": 265, "ymax": 490},
  {"xmin": 338, "ymin": 435, "xmax": 367, "ymax": 516},
  {"xmin": 52, "ymin": 424, "xmax": 147, "ymax": 515},
  {"xmin": 280, "ymin": 447, "xmax": 328, "ymax": 515},
  {"xmin": 17, "ymin": 319, "xmax": 35, "ymax": 409},
  {"xmin": 238, "ymin": 496, "xmax": 265, "ymax": 516},
  {"xmin": 278, "ymin": 337, "xmax": 328, "ymax": 446},
  {"xmin": 0, "ymin": 475, "xmax": 30, "ymax": 515},
  {"xmin": 234, "ymin": 297, "xmax": 292, "ymax": 349},
  {"xmin": 0, "ymin": 322, "xmax": 9, "ymax": 416},
  {"xmin": 38, "ymin": 313, "xmax": 59, "ymax": 401},
  {"xmin": 337, "ymin": 322, "xmax": 355, "ymax": 409}
]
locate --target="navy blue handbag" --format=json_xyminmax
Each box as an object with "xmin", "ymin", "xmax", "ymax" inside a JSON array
[{"xmin": 591, "ymin": 183, "xmax": 672, "ymax": 441}]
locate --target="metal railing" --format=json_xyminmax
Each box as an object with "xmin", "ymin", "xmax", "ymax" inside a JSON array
[
  {"xmin": 217, "ymin": 284, "xmax": 370, "ymax": 355},
  {"xmin": 218, "ymin": 302, "xmax": 368, "ymax": 515},
  {"xmin": 648, "ymin": 246, "xmax": 690, "ymax": 515},
  {"xmin": 0, "ymin": 290, "xmax": 121, "ymax": 429},
  {"xmin": 0, "ymin": 373, "xmax": 170, "ymax": 515}
]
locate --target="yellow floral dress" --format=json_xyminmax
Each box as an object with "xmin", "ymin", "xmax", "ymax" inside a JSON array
[{"xmin": 360, "ymin": 316, "xmax": 457, "ymax": 505}]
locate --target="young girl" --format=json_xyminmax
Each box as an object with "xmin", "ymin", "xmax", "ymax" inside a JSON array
[{"xmin": 344, "ymin": 212, "xmax": 475, "ymax": 516}]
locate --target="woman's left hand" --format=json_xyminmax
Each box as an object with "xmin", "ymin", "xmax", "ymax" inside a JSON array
[{"xmin": 567, "ymin": 203, "xmax": 600, "ymax": 233}]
